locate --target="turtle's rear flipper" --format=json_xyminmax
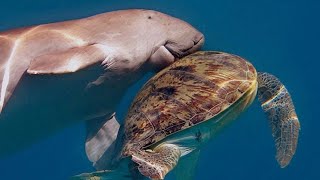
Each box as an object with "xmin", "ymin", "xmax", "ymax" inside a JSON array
[
  {"xmin": 257, "ymin": 72, "xmax": 300, "ymax": 168},
  {"xmin": 131, "ymin": 144, "xmax": 181, "ymax": 180}
]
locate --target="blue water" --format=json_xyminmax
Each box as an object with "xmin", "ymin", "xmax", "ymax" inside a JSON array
[{"xmin": 0, "ymin": 0, "xmax": 319, "ymax": 179}]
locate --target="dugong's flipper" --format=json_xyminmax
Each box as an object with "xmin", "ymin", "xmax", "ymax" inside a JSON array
[
  {"xmin": 27, "ymin": 44, "xmax": 106, "ymax": 74},
  {"xmin": 85, "ymin": 113, "xmax": 121, "ymax": 169},
  {"xmin": 257, "ymin": 72, "xmax": 300, "ymax": 167}
]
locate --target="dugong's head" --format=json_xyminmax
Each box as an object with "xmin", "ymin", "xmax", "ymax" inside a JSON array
[
  {"xmin": 147, "ymin": 10, "xmax": 204, "ymax": 70},
  {"xmin": 164, "ymin": 17, "xmax": 204, "ymax": 58}
]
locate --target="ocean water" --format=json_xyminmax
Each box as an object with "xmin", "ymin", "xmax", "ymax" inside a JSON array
[{"xmin": 0, "ymin": 0, "xmax": 319, "ymax": 179}]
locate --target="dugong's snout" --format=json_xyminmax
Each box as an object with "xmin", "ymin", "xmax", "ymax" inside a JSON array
[
  {"xmin": 187, "ymin": 33, "xmax": 205, "ymax": 55},
  {"xmin": 165, "ymin": 28, "xmax": 204, "ymax": 59},
  {"xmin": 148, "ymin": 15, "xmax": 204, "ymax": 72}
]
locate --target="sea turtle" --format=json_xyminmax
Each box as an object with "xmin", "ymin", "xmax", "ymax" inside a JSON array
[
  {"xmin": 77, "ymin": 51, "xmax": 300, "ymax": 180},
  {"xmin": 0, "ymin": 9, "xmax": 204, "ymax": 160}
]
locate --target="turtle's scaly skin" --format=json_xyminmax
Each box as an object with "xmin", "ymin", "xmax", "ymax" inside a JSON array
[{"xmin": 123, "ymin": 51, "xmax": 257, "ymax": 154}]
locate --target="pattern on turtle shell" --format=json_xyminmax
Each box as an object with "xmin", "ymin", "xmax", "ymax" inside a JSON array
[{"xmin": 123, "ymin": 51, "xmax": 256, "ymax": 152}]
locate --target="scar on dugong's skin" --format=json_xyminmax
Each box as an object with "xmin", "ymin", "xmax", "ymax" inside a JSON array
[{"xmin": 0, "ymin": 9, "xmax": 204, "ymax": 161}]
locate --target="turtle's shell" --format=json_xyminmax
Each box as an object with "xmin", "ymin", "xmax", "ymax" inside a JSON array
[{"xmin": 123, "ymin": 51, "xmax": 257, "ymax": 151}]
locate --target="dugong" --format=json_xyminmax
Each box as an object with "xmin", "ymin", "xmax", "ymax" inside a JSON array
[{"xmin": 0, "ymin": 9, "xmax": 204, "ymax": 163}]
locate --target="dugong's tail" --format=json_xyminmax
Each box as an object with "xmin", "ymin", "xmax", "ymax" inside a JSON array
[{"xmin": 257, "ymin": 72, "xmax": 300, "ymax": 168}]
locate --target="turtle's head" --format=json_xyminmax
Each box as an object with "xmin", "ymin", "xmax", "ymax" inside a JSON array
[{"xmin": 165, "ymin": 19, "xmax": 204, "ymax": 59}]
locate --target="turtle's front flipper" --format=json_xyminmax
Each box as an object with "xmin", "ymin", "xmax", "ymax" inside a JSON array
[
  {"xmin": 257, "ymin": 72, "xmax": 300, "ymax": 168},
  {"xmin": 131, "ymin": 144, "xmax": 181, "ymax": 180}
]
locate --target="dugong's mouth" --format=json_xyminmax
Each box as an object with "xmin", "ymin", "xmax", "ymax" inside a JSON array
[
  {"xmin": 148, "ymin": 35, "xmax": 204, "ymax": 72},
  {"xmin": 189, "ymin": 35, "xmax": 205, "ymax": 54},
  {"xmin": 165, "ymin": 35, "xmax": 204, "ymax": 59}
]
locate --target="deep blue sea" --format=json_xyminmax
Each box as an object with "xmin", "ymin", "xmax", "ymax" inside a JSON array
[{"xmin": 0, "ymin": 0, "xmax": 319, "ymax": 179}]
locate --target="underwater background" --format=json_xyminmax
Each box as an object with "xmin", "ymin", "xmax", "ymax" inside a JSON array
[{"xmin": 0, "ymin": 0, "xmax": 319, "ymax": 179}]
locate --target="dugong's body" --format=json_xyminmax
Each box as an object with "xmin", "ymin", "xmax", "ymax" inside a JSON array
[{"xmin": 0, "ymin": 9, "xmax": 204, "ymax": 160}]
